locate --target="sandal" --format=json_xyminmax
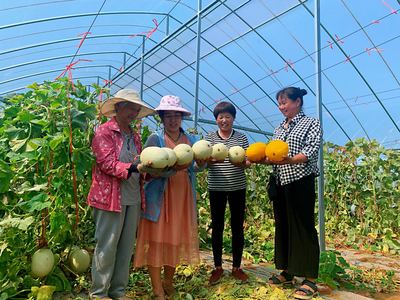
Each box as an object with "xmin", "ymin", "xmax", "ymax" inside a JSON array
[
  {"xmin": 294, "ymin": 279, "xmax": 318, "ymax": 300},
  {"xmin": 268, "ymin": 270, "xmax": 294, "ymax": 285}
]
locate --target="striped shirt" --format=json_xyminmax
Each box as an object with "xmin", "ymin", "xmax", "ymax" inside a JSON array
[
  {"xmin": 273, "ymin": 110, "xmax": 322, "ymax": 185},
  {"xmin": 205, "ymin": 130, "xmax": 249, "ymax": 191}
]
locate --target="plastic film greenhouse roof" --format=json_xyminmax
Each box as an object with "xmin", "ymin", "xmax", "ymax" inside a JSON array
[{"xmin": 1, "ymin": 0, "xmax": 400, "ymax": 147}]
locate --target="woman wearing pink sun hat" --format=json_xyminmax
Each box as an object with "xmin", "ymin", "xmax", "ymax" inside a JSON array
[{"xmin": 134, "ymin": 95, "xmax": 204, "ymax": 299}]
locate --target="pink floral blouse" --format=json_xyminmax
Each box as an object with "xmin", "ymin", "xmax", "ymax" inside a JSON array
[{"xmin": 87, "ymin": 117, "xmax": 145, "ymax": 212}]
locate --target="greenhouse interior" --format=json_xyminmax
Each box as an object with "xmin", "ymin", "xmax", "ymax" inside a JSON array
[{"xmin": 0, "ymin": 0, "xmax": 399, "ymax": 299}]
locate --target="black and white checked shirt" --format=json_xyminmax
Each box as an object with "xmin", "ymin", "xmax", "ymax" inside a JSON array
[{"xmin": 273, "ymin": 111, "xmax": 322, "ymax": 185}]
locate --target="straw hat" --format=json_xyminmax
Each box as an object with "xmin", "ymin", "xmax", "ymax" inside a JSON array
[
  {"xmin": 100, "ymin": 89, "xmax": 155, "ymax": 118},
  {"xmin": 154, "ymin": 95, "xmax": 191, "ymax": 116}
]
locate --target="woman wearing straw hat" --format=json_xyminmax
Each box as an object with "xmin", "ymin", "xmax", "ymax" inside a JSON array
[
  {"xmin": 87, "ymin": 89, "xmax": 155, "ymax": 300},
  {"xmin": 134, "ymin": 95, "xmax": 204, "ymax": 299}
]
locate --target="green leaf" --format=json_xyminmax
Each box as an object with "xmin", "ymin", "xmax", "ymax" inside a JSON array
[
  {"xmin": 30, "ymin": 119, "xmax": 47, "ymax": 126},
  {"xmin": 9, "ymin": 138, "xmax": 28, "ymax": 152},
  {"xmin": 26, "ymin": 193, "xmax": 51, "ymax": 212},
  {"xmin": 0, "ymin": 160, "xmax": 12, "ymax": 193},
  {"xmin": 0, "ymin": 215, "xmax": 34, "ymax": 231},
  {"xmin": 49, "ymin": 134, "xmax": 65, "ymax": 150},
  {"xmin": 26, "ymin": 138, "xmax": 46, "ymax": 151},
  {"xmin": 17, "ymin": 111, "xmax": 36, "ymax": 122}
]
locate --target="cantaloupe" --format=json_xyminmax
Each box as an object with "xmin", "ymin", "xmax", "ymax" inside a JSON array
[
  {"xmin": 228, "ymin": 146, "xmax": 246, "ymax": 163},
  {"xmin": 68, "ymin": 247, "xmax": 91, "ymax": 274},
  {"xmin": 265, "ymin": 140, "xmax": 289, "ymax": 162},
  {"xmin": 140, "ymin": 146, "xmax": 169, "ymax": 168},
  {"xmin": 162, "ymin": 147, "xmax": 177, "ymax": 167},
  {"xmin": 192, "ymin": 140, "xmax": 212, "ymax": 160},
  {"xmin": 211, "ymin": 143, "xmax": 228, "ymax": 161},
  {"xmin": 32, "ymin": 248, "xmax": 55, "ymax": 278},
  {"xmin": 173, "ymin": 144, "xmax": 194, "ymax": 165},
  {"xmin": 246, "ymin": 142, "xmax": 267, "ymax": 162}
]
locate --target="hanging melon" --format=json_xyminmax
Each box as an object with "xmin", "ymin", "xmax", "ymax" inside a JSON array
[
  {"xmin": 68, "ymin": 247, "xmax": 91, "ymax": 274},
  {"xmin": 246, "ymin": 142, "xmax": 266, "ymax": 162},
  {"xmin": 265, "ymin": 140, "xmax": 289, "ymax": 162},
  {"xmin": 31, "ymin": 248, "xmax": 55, "ymax": 278}
]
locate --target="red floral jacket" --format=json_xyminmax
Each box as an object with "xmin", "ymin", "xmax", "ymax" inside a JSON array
[{"xmin": 87, "ymin": 117, "xmax": 145, "ymax": 212}]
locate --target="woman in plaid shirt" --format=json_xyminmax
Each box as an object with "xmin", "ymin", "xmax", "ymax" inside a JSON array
[{"xmin": 265, "ymin": 87, "xmax": 322, "ymax": 300}]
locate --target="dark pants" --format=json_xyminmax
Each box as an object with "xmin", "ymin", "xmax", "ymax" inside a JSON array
[
  {"xmin": 209, "ymin": 189, "xmax": 246, "ymax": 268},
  {"xmin": 273, "ymin": 175, "xmax": 320, "ymax": 278}
]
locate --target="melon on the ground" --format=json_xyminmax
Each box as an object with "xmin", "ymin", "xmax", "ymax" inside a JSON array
[
  {"xmin": 246, "ymin": 142, "xmax": 267, "ymax": 162},
  {"xmin": 162, "ymin": 147, "xmax": 177, "ymax": 167},
  {"xmin": 140, "ymin": 146, "xmax": 169, "ymax": 168},
  {"xmin": 192, "ymin": 140, "xmax": 212, "ymax": 160},
  {"xmin": 228, "ymin": 146, "xmax": 246, "ymax": 163},
  {"xmin": 265, "ymin": 140, "xmax": 289, "ymax": 162},
  {"xmin": 31, "ymin": 248, "xmax": 55, "ymax": 278},
  {"xmin": 173, "ymin": 144, "xmax": 194, "ymax": 165},
  {"xmin": 211, "ymin": 143, "xmax": 228, "ymax": 161}
]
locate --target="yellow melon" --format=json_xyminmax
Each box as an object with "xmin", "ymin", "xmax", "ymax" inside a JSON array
[
  {"xmin": 265, "ymin": 140, "xmax": 289, "ymax": 162},
  {"xmin": 246, "ymin": 142, "xmax": 266, "ymax": 162}
]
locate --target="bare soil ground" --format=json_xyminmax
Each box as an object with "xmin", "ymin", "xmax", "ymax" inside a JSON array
[
  {"xmin": 54, "ymin": 247, "xmax": 400, "ymax": 299},
  {"xmin": 199, "ymin": 247, "xmax": 400, "ymax": 300}
]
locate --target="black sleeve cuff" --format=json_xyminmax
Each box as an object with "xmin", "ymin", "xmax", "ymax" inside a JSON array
[{"xmin": 127, "ymin": 164, "xmax": 139, "ymax": 177}]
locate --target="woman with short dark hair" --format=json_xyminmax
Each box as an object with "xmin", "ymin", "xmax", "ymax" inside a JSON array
[{"xmin": 205, "ymin": 101, "xmax": 251, "ymax": 285}]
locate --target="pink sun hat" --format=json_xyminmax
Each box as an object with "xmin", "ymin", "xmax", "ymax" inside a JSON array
[{"xmin": 154, "ymin": 95, "xmax": 191, "ymax": 116}]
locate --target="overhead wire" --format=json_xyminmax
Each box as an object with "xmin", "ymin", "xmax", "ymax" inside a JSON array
[
  {"xmin": 67, "ymin": 0, "xmax": 108, "ymax": 66},
  {"xmin": 298, "ymin": 0, "xmax": 400, "ymax": 135},
  {"xmin": 257, "ymin": 1, "xmax": 370, "ymax": 140},
  {"xmin": 340, "ymin": 0, "xmax": 400, "ymax": 87}
]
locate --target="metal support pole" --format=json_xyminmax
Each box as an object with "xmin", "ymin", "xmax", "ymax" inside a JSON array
[
  {"xmin": 140, "ymin": 35, "xmax": 145, "ymax": 99},
  {"xmin": 108, "ymin": 66, "xmax": 111, "ymax": 86},
  {"xmin": 314, "ymin": 0, "xmax": 325, "ymax": 251},
  {"xmin": 123, "ymin": 52, "xmax": 126, "ymax": 71},
  {"xmin": 194, "ymin": 0, "xmax": 202, "ymax": 130},
  {"xmin": 166, "ymin": 14, "xmax": 170, "ymax": 36}
]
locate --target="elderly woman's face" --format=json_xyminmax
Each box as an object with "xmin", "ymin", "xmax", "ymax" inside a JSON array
[
  {"xmin": 162, "ymin": 111, "xmax": 182, "ymax": 133},
  {"xmin": 216, "ymin": 112, "xmax": 234, "ymax": 133},
  {"xmin": 115, "ymin": 102, "xmax": 141, "ymax": 124}
]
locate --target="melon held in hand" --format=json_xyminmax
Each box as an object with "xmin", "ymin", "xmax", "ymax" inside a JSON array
[
  {"xmin": 228, "ymin": 146, "xmax": 246, "ymax": 163},
  {"xmin": 265, "ymin": 140, "xmax": 289, "ymax": 162},
  {"xmin": 211, "ymin": 143, "xmax": 228, "ymax": 161},
  {"xmin": 174, "ymin": 144, "xmax": 194, "ymax": 165},
  {"xmin": 140, "ymin": 146, "xmax": 170, "ymax": 168},
  {"xmin": 162, "ymin": 147, "xmax": 177, "ymax": 167},
  {"xmin": 192, "ymin": 140, "xmax": 212, "ymax": 160},
  {"xmin": 246, "ymin": 142, "xmax": 266, "ymax": 162}
]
